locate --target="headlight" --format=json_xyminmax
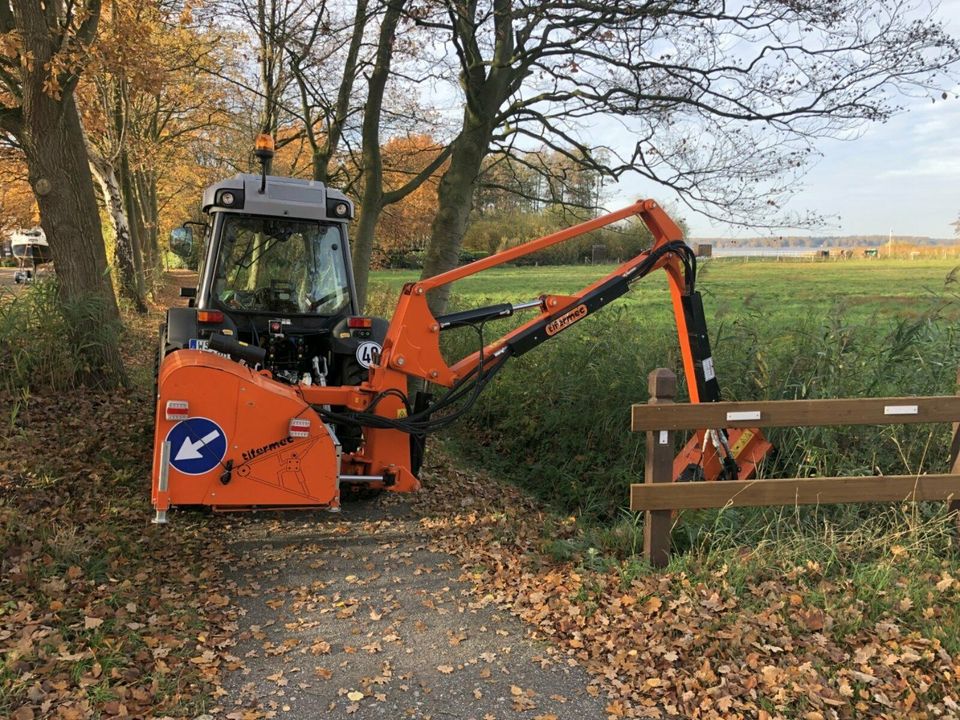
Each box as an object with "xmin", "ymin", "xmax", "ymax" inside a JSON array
[
  {"xmin": 326, "ymin": 197, "xmax": 352, "ymax": 219},
  {"xmin": 213, "ymin": 188, "xmax": 244, "ymax": 208}
]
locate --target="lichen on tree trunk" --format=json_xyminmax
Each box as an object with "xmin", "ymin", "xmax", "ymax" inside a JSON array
[{"xmin": 89, "ymin": 148, "xmax": 147, "ymax": 314}]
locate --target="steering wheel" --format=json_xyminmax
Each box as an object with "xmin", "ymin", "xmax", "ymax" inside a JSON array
[
  {"xmin": 253, "ymin": 286, "xmax": 299, "ymax": 313},
  {"xmin": 308, "ymin": 291, "xmax": 340, "ymax": 312},
  {"xmin": 222, "ymin": 290, "xmax": 255, "ymax": 309}
]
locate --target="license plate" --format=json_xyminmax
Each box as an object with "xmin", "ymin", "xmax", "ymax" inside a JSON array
[{"xmin": 188, "ymin": 339, "xmax": 229, "ymax": 358}]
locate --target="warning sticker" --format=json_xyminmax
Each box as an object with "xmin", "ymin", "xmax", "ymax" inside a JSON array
[{"xmin": 702, "ymin": 357, "xmax": 716, "ymax": 382}]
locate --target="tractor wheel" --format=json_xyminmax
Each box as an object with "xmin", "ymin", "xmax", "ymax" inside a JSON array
[{"xmin": 153, "ymin": 323, "xmax": 178, "ymax": 413}]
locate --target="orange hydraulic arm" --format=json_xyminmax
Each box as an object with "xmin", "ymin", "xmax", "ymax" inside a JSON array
[
  {"xmin": 356, "ymin": 199, "xmax": 770, "ymax": 483},
  {"xmin": 373, "ymin": 200, "xmax": 699, "ymax": 387}
]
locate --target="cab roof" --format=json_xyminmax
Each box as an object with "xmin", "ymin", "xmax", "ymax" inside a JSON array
[{"xmin": 201, "ymin": 173, "xmax": 354, "ymax": 221}]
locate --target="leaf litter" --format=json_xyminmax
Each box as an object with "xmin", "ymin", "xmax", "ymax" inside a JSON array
[{"xmin": 5, "ymin": 274, "xmax": 960, "ymax": 719}]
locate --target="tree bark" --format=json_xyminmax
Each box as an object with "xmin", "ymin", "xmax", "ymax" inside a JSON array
[
  {"xmin": 21, "ymin": 96, "xmax": 127, "ymax": 387},
  {"xmin": 117, "ymin": 150, "xmax": 147, "ymax": 307},
  {"xmin": 418, "ymin": 0, "xmax": 513, "ymax": 316},
  {"xmin": 137, "ymin": 170, "xmax": 159, "ymax": 267},
  {"xmin": 420, "ymin": 118, "xmax": 491, "ymax": 315},
  {"xmin": 350, "ymin": 0, "xmax": 402, "ymax": 309},
  {"xmin": 305, "ymin": 0, "xmax": 369, "ymax": 183},
  {"xmin": 352, "ymin": 192, "xmax": 383, "ymax": 310},
  {"xmin": 351, "ymin": 0, "xmax": 455, "ymax": 308},
  {"xmin": 89, "ymin": 149, "xmax": 147, "ymax": 313}
]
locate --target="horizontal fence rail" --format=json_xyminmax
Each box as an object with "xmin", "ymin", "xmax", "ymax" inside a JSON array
[
  {"xmin": 631, "ymin": 396, "xmax": 960, "ymax": 431},
  {"xmin": 630, "ymin": 367, "xmax": 960, "ymax": 568},
  {"xmin": 631, "ymin": 474, "xmax": 960, "ymax": 512}
]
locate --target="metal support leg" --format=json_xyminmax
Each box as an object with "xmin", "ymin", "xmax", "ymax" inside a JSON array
[{"xmin": 152, "ymin": 441, "xmax": 171, "ymax": 524}]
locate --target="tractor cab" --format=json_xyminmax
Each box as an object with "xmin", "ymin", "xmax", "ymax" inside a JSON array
[{"xmin": 162, "ymin": 140, "xmax": 386, "ymax": 437}]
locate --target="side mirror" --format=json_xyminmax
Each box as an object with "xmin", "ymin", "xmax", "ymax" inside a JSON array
[{"xmin": 169, "ymin": 226, "xmax": 194, "ymax": 257}]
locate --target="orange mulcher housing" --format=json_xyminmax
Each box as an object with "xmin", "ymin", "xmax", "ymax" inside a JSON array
[{"xmin": 152, "ymin": 197, "xmax": 769, "ymax": 520}]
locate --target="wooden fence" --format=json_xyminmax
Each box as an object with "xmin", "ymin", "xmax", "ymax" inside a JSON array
[{"xmin": 631, "ymin": 368, "xmax": 960, "ymax": 568}]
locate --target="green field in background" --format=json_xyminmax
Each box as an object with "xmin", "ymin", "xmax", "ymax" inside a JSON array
[
  {"xmin": 369, "ymin": 258, "xmax": 960, "ymax": 325},
  {"xmin": 369, "ymin": 256, "xmax": 960, "ymax": 524}
]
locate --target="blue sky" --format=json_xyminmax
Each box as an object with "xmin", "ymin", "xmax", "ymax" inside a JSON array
[{"xmin": 609, "ymin": 1, "xmax": 960, "ymax": 240}]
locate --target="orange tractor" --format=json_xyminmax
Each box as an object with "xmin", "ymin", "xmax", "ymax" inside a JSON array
[{"xmin": 151, "ymin": 137, "xmax": 770, "ymax": 522}]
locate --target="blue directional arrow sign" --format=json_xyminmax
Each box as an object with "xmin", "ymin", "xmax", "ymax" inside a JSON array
[{"xmin": 165, "ymin": 417, "xmax": 227, "ymax": 475}]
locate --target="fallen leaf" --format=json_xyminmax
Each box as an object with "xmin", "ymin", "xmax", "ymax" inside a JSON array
[{"xmin": 83, "ymin": 616, "xmax": 104, "ymax": 630}]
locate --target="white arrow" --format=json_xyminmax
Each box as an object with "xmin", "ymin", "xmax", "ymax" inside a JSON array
[{"xmin": 175, "ymin": 430, "xmax": 221, "ymax": 462}]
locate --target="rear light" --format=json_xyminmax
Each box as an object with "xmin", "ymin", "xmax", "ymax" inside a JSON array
[
  {"xmin": 347, "ymin": 317, "xmax": 372, "ymax": 329},
  {"xmin": 197, "ymin": 310, "xmax": 224, "ymax": 323},
  {"xmin": 289, "ymin": 418, "xmax": 311, "ymax": 438},
  {"xmin": 165, "ymin": 400, "xmax": 189, "ymax": 421}
]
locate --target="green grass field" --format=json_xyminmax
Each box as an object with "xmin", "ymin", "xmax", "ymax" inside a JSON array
[
  {"xmin": 369, "ymin": 257, "xmax": 960, "ymax": 525},
  {"xmin": 370, "ymin": 257, "xmax": 960, "ymax": 325},
  {"xmin": 369, "ymin": 259, "xmax": 960, "ymax": 664}
]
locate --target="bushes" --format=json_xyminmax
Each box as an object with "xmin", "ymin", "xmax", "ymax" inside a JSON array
[
  {"xmin": 373, "ymin": 247, "xmax": 490, "ymax": 270},
  {"xmin": 0, "ymin": 280, "xmax": 124, "ymax": 393},
  {"xmin": 462, "ymin": 208, "xmax": 658, "ymax": 265}
]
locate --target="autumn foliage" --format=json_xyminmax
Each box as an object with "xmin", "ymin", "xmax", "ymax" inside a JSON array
[{"xmin": 371, "ymin": 134, "xmax": 444, "ymax": 266}]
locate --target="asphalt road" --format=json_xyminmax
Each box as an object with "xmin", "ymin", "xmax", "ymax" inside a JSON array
[
  {"xmin": 0, "ymin": 266, "xmax": 53, "ymax": 287},
  {"xmin": 218, "ymin": 495, "xmax": 608, "ymax": 720}
]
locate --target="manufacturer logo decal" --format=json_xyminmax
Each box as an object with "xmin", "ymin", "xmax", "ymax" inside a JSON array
[
  {"xmin": 545, "ymin": 304, "xmax": 588, "ymax": 336},
  {"xmin": 356, "ymin": 341, "xmax": 381, "ymax": 369},
  {"xmin": 242, "ymin": 436, "xmax": 294, "ymax": 462}
]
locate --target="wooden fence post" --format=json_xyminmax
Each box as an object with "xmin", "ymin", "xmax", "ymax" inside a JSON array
[
  {"xmin": 644, "ymin": 368, "xmax": 676, "ymax": 568},
  {"xmin": 950, "ymin": 368, "xmax": 960, "ymax": 533}
]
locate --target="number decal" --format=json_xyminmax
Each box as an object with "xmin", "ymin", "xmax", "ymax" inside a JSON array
[{"xmin": 355, "ymin": 341, "xmax": 381, "ymax": 369}]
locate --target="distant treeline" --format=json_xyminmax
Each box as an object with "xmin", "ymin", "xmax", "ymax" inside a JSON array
[{"xmin": 700, "ymin": 235, "xmax": 956, "ymax": 248}]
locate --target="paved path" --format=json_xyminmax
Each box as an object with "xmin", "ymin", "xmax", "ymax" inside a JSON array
[{"xmin": 220, "ymin": 496, "xmax": 607, "ymax": 720}]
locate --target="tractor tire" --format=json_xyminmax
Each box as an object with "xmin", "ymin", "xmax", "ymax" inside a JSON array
[{"xmin": 153, "ymin": 323, "xmax": 178, "ymax": 414}]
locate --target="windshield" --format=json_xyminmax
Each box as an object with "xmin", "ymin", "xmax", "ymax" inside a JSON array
[{"xmin": 212, "ymin": 215, "xmax": 351, "ymax": 315}]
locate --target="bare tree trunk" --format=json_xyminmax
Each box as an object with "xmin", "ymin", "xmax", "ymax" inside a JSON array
[
  {"xmin": 417, "ymin": 0, "xmax": 512, "ymax": 316},
  {"xmin": 22, "ymin": 96, "xmax": 127, "ymax": 387},
  {"xmin": 307, "ymin": 0, "xmax": 369, "ymax": 183},
  {"xmin": 130, "ymin": 172, "xmax": 150, "ymax": 268},
  {"xmin": 89, "ymin": 149, "xmax": 147, "ymax": 313},
  {"xmin": 135, "ymin": 170, "xmax": 158, "ymax": 267},
  {"xmin": 351, "ymin": 0, "xmax": 454, "ymax": 308},
  {"xmin": 350, "ymin": 0, "xmax": 401, "ymax": 309},
  {"xmin": 117, "ymin": 151, "xmax": 146, "ymax": 306},
  {"xmin": 352, "ymin": 193, "xmax": 383, "ymax": 310},
  {"xmin": 257, "ymin": 0, "xmax": 283, "ymax": 136},
  {"xmin": 420, "ymin": 121, "xmax": 490, "ymax": 315}
]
